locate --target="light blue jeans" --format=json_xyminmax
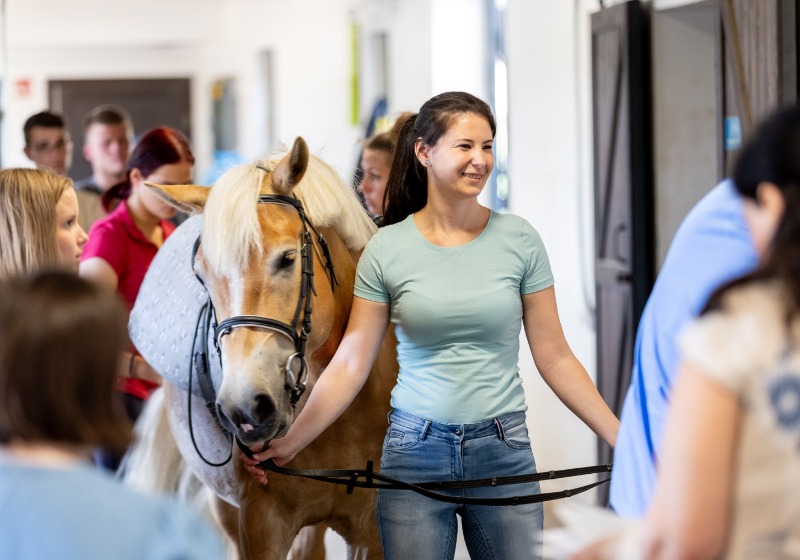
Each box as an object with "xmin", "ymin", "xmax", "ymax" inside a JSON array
[{"xmin": 376, "ymin": 409, "xmax": 543, "ymax": 560}]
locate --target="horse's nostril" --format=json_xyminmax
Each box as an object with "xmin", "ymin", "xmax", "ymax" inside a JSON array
[{"xmin": 253, "ymin": 394, "xmax": 276, "ymax": 422}]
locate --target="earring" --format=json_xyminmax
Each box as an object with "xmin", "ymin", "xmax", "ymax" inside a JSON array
[{"xmin": 424, "ymin": 160, "xmax": 430, "ymax": 166}]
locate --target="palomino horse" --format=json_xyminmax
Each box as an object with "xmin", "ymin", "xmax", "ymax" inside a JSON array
[{"xmin": 127, "ymin": 138, "xmax": 397, "ymax": 559}]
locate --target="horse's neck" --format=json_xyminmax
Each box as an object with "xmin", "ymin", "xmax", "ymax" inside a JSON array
[
  {"xmin": 346, "ymin": 245, "xmax": 364, "ymax": 267},
  {"xmin": 309, "ymin": 227, "xmax": 397, "ymax": 402},
  {"xmin": 309, "ymin": 228, "xmax": 356, "ymax": 366}
]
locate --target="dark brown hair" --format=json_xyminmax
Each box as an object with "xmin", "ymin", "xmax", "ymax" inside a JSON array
[
  {"xmin": 706, "ymin": 106, "xmax": 800, "ymax": 315},
  {"xmin": 102, "ymin": 126, "xmax": 194, "ymax": 211},
  {"xmin": 382, "ymin": 92, "xmax": 496, "ymax": 225},
  {"xmin": 23, "ymin": 111, "xmax": 66, "ymax": 146},
  {"xmin": 0, "ymin": 271, "xmax": 132, "ymax": 452}
]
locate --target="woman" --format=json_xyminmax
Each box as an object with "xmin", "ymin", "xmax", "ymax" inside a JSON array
[
  {"xmin": 0, "ymin": 271, "xmax": 224, "ymax": 559},
  {"xmin": 357, "ymin": 114, "xmax": 409, "ymax": 223},
  {"xmin": 575, "ymin": 106, "xmax": 800, "ymax": 559},
  {"xmin": 80, "ymin": 127, "xmax": 194, "ymax": 422},
  {"xmin": 0, "ymin": 168, "xmax": 87, "ymax": 279},
  {"xmin": 244, "ymin": 91, "xmax": 619, "ymax": 559}
]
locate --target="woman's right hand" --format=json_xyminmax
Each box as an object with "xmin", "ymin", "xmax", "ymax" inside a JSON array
[
  {"xmin": 239, "ymin": 298, "xmax": 391, "ymax": 485},
  {"xmin": 240, "ymin": 436, "xmax": 300, "ymax": 485}
]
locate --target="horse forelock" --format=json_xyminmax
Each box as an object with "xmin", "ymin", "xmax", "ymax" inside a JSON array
[
  {"xmin": 201, "ymin": 164, "xmax": 264, "ymax": 276},
  {"xmin": 200, "ymin": 150, "xmax": 376, "ymax": 277}
]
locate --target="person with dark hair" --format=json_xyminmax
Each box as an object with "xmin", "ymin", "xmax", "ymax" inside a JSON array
[
  {"xmin": 80, "ymin": 126, "xmax": 195, "ymax": 427},
  {"xmin": 73, "ymin": 105, "xmax": 134, "ymax": 231},
  {"xmin": 574, "ymin": 106, "xmax": 800, "ymax": 559},
  {"xmin": 243, "ymin": 91, "xmax": 619, "ymax": 558},
  {"xmin": 22, "ymin": 110, "xmax": 72, "ymax": 176},
  {"xmin": 0, "ymin": 271, "xmax": 224, "ymax": 560},
  {"xmin": 609, "ymin": 178, "xmax": 758, "ymax": 518}
]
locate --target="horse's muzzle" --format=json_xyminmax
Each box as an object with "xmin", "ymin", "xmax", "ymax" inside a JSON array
[{"xmin": 216, "ymin": 396, "xmax": 289, "ymax": 445}]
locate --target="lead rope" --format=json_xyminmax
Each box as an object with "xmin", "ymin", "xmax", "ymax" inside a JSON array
[{"xmin": 236, "ymin": 437, "xmax": 611, "ymax": 506}]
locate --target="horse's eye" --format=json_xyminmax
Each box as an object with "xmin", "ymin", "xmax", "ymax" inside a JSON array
[{"xmin": 278, "ymin": 251, "xmax": 296, "ymax": 270}]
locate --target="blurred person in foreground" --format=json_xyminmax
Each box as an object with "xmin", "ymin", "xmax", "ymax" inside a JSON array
[{"xmin": 0, "ymin": 271, "xmax": 224, "ymax": 560}]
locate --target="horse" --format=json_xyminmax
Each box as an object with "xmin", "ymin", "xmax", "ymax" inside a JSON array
[{"xmin": 125, "ymin": 137, "xmax": 398, "ymax": 559}]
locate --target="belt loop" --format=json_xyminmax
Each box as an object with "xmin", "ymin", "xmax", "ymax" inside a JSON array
[
  {"xmin": 421, "ymin": 419, "xmax": 431, "ymax": 440},
  {"xmin": 494, "ymin": 417, "xmax": 506, "ymax": 441}
]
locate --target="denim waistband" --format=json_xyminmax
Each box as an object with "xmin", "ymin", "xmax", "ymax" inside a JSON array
[{"xmin": 387, "ymin": 408, "xmax": 527, "ymax": 441}]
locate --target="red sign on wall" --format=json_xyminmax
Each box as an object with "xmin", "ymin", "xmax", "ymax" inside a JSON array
[{"xmin": 15, "ymin": 78, "xmax": 31, "ymax": 98}]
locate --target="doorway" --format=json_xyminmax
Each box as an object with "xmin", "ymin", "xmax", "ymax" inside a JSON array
[{"xmin": 49, "ymin": 78, "xmax": 191, "ymax": 182}]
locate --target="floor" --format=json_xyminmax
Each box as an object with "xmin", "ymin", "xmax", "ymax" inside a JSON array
[{"xmin": 323, "ymin": 521, "xmax": 471, "ymax": 559}]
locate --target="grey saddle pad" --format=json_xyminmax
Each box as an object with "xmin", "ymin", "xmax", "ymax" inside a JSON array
[{"xmin": 129, "ymin": 214, "xmax": 222, "ymax": 396}]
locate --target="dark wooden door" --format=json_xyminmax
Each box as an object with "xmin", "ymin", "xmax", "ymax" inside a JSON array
[
  {"xmin": 591, "ymin": 0, "xmax": 654, "ymax": 502},
  {"xmin": 49, "ymin": 78, "xmax": 192, "ymax": 182},
  {"xmin": 718, "ymin": 0, "xmax": 798, "ymax": 175}
]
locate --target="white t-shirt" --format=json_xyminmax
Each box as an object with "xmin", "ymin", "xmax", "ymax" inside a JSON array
[{"xmin": 679, "ymin": 280, "xmax": 800, "ymax": 559}]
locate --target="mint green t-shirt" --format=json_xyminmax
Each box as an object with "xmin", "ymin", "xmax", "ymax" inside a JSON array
[{"xmin": 354, "ymin": 211, "xmax": 554, "ymax": 424}]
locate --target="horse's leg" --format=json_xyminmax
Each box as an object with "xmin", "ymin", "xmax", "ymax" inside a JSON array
[
  {"xmin": 237, "ymin": 478, "xmax": 296, "ymax": 560},
  {"xmin": 210, "ymin": 493, "xmax": 242, "ymax": 559},
  {"xmin": 346, "ymin": 522, "xmax": 383, "ymax": 560},
  {"xmin": 290, "ymin": 525, "xmax": 327, "ymax": 560}
]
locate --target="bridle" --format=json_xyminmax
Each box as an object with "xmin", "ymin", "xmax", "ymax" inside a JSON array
[
  {"xmin": 192, "ymin": 191, "xmax": 338, "ymax": 407},
  {"xmin": 187, "ymin": 179, "xmax": 338, "ymax": 467}
]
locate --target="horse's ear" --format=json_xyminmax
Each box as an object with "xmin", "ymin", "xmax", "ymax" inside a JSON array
[
  {"xmin": 145, "ymin": 182, "xmax": 210, "ymax": 213},
  {"xmin": 270, "ymin": 137, "xmax": 309, "ymax": 196}
]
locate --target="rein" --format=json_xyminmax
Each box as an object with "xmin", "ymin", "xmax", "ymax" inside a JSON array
[{"xmin": 236, "ymin": 437, "xmax": 612, "ymax": 506}]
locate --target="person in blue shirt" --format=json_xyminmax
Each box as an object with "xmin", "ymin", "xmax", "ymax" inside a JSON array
[
  {"xmin": 0, "ymin": 271, "xmax": 224, "ymax": 560},
  {"xmin": 609, "ymin": 179, "xmax": 758, "ymax": 517},
  {"xmin": 243, "ymin": 91, "xmax": 619, "ymax": 559}
]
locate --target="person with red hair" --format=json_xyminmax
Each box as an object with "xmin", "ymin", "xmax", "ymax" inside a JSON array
[{"xmin": 80, "ymin": 127, "xmax": 195, "ymax": 428}]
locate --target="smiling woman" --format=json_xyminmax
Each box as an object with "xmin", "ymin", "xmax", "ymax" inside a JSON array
[
  {"xmin": 0, "ymin": 168, "xmax": 88, "ymax": 280},
  {"xmin": 243, "ymin": 91, "xmax": 620, "ymax": 560}
]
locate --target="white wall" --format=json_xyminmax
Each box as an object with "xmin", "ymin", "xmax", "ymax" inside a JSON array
[
  {"xmin": 2, "ymin": 0, "xmax": 605, "ymax": 512},
  {"xmin": 505, "ymin": 0, "xmax": 601, "ymax": 506},
  {"xmin": 2, "ymin": 0, "xmax": 366, "ymax": 177}
]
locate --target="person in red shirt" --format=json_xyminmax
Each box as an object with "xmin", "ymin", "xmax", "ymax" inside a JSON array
[{"xmin": 80, "ymin": 127, "xmax": 194, "ymax": 430}]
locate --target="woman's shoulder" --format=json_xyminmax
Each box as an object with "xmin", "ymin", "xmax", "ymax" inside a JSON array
[
  {"xmin": 367, "ymin": 214, "xmax": 413, "ymax": 242},
  {"xmin": 680, "ymin": 279, "xmax": 791, "ymax": 388},
  {"xmin": 489, "ymin": 210, "xmax": 533, "ymax": 229},
  {"xmin": 0, "ymin": 463, "xmax": 224, "ymax": 559},
  {"xmin": 487, "ymin": 211, "xmax": 544, "ymax": 243},
  {"xmin": 61, "ymin": 465, "xmax": 225, "ymax": 557},
  {"xmin": 715, "ymin": 279, "xmax": 787, "ymax": 321}
]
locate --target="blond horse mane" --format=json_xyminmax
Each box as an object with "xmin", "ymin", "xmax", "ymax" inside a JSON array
[{"xmin": 201, "ymin": 149, "xmax": 376, "ymax": 275}]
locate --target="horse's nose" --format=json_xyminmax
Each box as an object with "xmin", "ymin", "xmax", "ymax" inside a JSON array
[
  {"xmin": 218, "ymin": 393, "xmax": 277, "ymax": 430},
  {"xmin": 252, "ymin": 393, "xmax": 277, "ymax": 424}
]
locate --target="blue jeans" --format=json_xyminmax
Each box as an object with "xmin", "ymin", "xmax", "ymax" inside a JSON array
[{"xmin": 376, "ymin": 409, "xmax": 543, "ymax": 560}]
